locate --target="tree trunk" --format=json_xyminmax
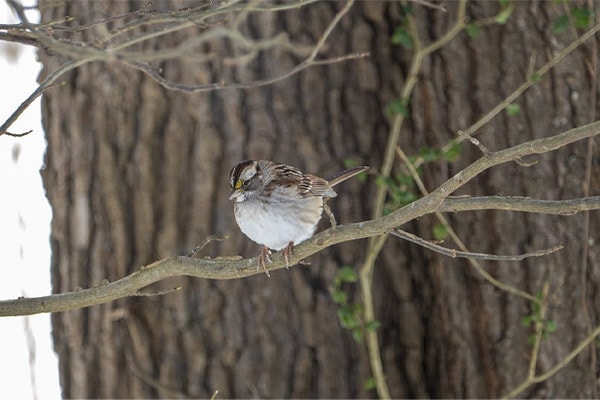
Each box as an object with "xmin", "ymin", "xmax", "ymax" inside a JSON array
[{"xmin": 39, "ymin": 1, "xmax": 600, "ymax": 398}]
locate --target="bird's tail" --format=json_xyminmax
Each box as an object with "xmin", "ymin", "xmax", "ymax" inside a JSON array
[{"xmin": 327, "ymin": 166, "xmax": 369, "ymax": 187}]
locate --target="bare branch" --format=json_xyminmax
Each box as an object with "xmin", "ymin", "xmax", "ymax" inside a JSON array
[
  {"xmin": 0, "ymin": 59, "xmax": 84, "ymax": 136},
  {"xmin": 396, "ymin": 145, "xmax": 541, "ymax": 303},
  {"xmin": 392, "ymin": 230, "xmax": 563, "ymax": 261},
  {"xmin": 4, "ymin": 129, "xmax": 32, "ymax": 137},
  {"xmin": 458, "ymin": 130, "xmax": 491, "ymax": 156},
  {"xmin": 1, "ymin": 120, "xmax": 598, "ymax": 317},
  {"xmin": 128, "ymin": 52, "xmax": 368, "ymax": 92},
  {"xmin": 187, "ymin": 234, "xmax": 230, "ymax": 257},
  {"xmin": 1, "ymin": 0, "xmax": 360, "ymax": 135},
  {"xmin": 439, "ymin": 196, "xmax": 600, "ymax": 215}
]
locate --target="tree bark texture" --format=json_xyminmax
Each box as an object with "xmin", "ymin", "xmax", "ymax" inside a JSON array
[{"xmin": 39, "ymin": 1, "xmax": 600, "ymax": 398}]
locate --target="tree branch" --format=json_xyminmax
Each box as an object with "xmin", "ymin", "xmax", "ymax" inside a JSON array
[
  {"xmin": 1, "ymin": 120, "xmax": 598, "ymax": 317},
  {"xmin": 391, "ymin": 230, "xmax": 563, "ymax": 261},
  {"xmin": 439, "ymin": 195, "xmax": 600, "ymax": 215},
  {"xmin": 0, "ymin": 0, "xmax": 359, "ymax": 136}
]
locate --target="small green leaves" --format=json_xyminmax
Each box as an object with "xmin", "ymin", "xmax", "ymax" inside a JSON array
[
  {"xmin": 391, "ymin": 5, "xmax": 413, "ymax": 49},
  {"xmin": 465, "ymin": 23, "xmax": 480, "ymax": 39},
  {"xmin": 419, "ymin": 146, "xmax": 441, "ymax": 162},
  {"xmin": 443, "ymin": 142, "xmax": 463, "ymax": 162},
  {"xmin": 552, "ymin": 14, "xmax": 570, "ymax": 34},
  {"xmin": 572, "ymin": 7, "xmax": 594, "ymax": 28},
  {"xmin": 530, "ymin": 72, "xmax": 541, "ymax": 83},
  {"xmin": 386, "ymin": 97, "xmax": 410, "ymax": 117},
  {"xmin": 336, "ymin": 266, "xmax": 358, "ymax": 284},
  {"xmin": 506, "ymin": 103, "xmax": 521, "ymax": 116},
  {"xmin": 331, "ymin": 267, "xmax": 380, "ymax": 343},
  {"xmin": 522, "ymin": 290, "xmax": 557, "ymax": 345},
  {"xmin": 365, "ymin": 320, "xmax": 381, "ymax": 332},
  {"xmin": 364, "ymin": 377, "xmax": 377, "ymax": 391},
  {"xmin": 391, "ymin": 26, "xmax": 413, "ymax": 49},
  {"xmin": 495, "ymin": 3, "xmax": 514, "ymax": 24},
  {"xmin": 433, "ymin": 224, "xmax": 449, "ymax": 241},
  {"xmin": 377, "ymin": 174, "xmax": 418, "ymax": 215},
  {"xmin": 337, "ymin": 305, "xmax": 362, "ymax": 329},
  {"xmin": 553, "ymin": 7, "xmax": 594, "ymax": 34},
  {"xmin": 331, "ymin": 289, "xmax": 348, "ymax": 305},
  {"xmin": 377, "ymin": 144, "xmax": 462, "ymax": 215}
]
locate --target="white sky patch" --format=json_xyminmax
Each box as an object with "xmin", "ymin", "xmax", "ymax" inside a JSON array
[{"xmin": 0, "ymin": 2, "xmax": 61, "ymax": 399}]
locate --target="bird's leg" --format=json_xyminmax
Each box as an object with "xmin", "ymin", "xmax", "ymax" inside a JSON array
[
  {"xmin": 258, "ymin": 246, "xmax": 272, "ymax": 277},
  {"xmin": 323, "ymin": 200, "xmax": 337, "ymax": 228},
  {"xmin": 282, "ymin": 241, "xmax": 294, "ymax": 269}
]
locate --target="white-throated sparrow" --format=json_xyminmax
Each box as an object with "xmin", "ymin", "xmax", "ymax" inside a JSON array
[{"xmin": 229, "ymin": 160, "xmax": 368, "ymax": 277}]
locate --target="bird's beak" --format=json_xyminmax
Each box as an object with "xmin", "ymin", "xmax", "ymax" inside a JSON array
[
  {"xmin": 229, "ymin": 189, "xmax": 242, "ymax": 200},
  {"xmin": 229, "ymin": 179, "xmax": 244, "ymax": 200}
]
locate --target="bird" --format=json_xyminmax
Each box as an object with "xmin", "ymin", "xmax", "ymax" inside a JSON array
[{"xmin": 228, "ymin": 160, "xmax": 368, "ymax": 277}]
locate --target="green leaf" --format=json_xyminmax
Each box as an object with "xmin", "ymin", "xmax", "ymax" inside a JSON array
[
  {"xmin": 443, "ymin": 143, "xmax": 462, "ymax": 162},
  {"xmin": 332, "ymin": 290, "xmax": 348, "ymax": 305},
  {"xmin": 386, "ymin": 98, "xmax": 410, "ymax": 117},
  {"xmin": 495, "ymin": 4, "xmax": 514, "ymax": 24},
  {"xmin": 337, "ymin": 307, "xmax": 360, "ymax": 329},
  {"xmin": 531, "ymin": 72, "xmax": 541, "ymax": 82},
  {"xmin": 545, "ymin": 319, "xmax": 557, "ymax": 334},
  {"xmin": 338, "ymin": 266, "xmax": 358, "ymax": 283},
  {"xmin": 572, "ymin": 7, "xmax": 594, "ymax": 29},
  {"xmin": 506, "ymin": 103, "xmax": 521, "ymax": 116},
  {"xmin": 552, "ymin": 14, "xmax": 569, "ymax": 34},
  {"xmin": 374, "ymin": 176, "xmax": 388, "ymax": 188},
  {"xmin": 352, "ymin": 328, "xmax": 364, "ymax": 342},
  {"xmin": 342, "ymin": 158, "xmax": 358, "ymax": 169},
  {"xmin": 364, "ymin": 377, "xmax": 377, "ymax": 390},
  {"xmin": 365, "ymin": 320, "xmax": 381, "ymax": 332},
  {"xmin": 352, "ymin": 302, "xmax": 364, "ymax": 315},
  {"xmin": 396, "ymin": 191, "xmax": 418, "ymax": 207},
  {"xmin": 395, "ymin": 173, "xmax": 414, "ymax": 187},
  {"xmin": 433, "ymin": 224, "xmax": 449, "ymax": 241},
  {"xmin": 521, "ymin": 315, "xmax": 532, "ymax": 327},
  {"xmin": 419, "ymin": 146, "xmax": 440, "ymax": 162},
  {"xmin": 391, "ymin": 27, "xmax": 413, "ymax": 49},
  {"xmin": 465, "ymin": 23, "xmax": 480, "ymax": 39}
]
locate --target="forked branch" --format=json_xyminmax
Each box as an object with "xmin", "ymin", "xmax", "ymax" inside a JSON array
[
  {"xmin": 1, "ymin": 120, "xmax": 599, "ymax": 317},
  {"xmin": 0, "ymin": 0, "xmax": 360, "ymax": 136}
]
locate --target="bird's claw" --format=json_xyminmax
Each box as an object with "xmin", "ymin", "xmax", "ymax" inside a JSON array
[{"xmin": 258, "ymin": 246, "xmax": 273, "ymax": 277}]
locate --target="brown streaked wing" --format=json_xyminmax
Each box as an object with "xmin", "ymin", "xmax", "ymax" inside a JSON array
[{"xmin": 304, "ymin": 174, "xmax": 336, "ymax": 197}]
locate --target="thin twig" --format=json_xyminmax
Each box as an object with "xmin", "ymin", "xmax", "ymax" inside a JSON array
[
  {"xmin": 133, "ymin": 286, "xmax": 182, "ymax": 297},
  {"xmin": 458, "ymin": 130, "xmax": 490, "ymax": 156},
  {"xmin": 392, "ymin": 230, "xmax": 563, "ymax": 261},
  {"xmin": 0, "ymin": 59, "xmax": 86, "ymax": 136},
  {"xmin": 187, "ymin": 234, "xmax": 230, "ymax": 257},
  {"xmin": 581, "ymin": 0, "xmax": 599, "ymax": 393},
  {"xmin": 360, "ymin": 2, "xmax": 468, "ymax": 398},
  {"xmin": 396, "ymin": 146, "xmax": 540, "ymax": 303},
  {"xmin": 127, "ymin": 52, "xmax": 368, "ymax": 92},
  {"xmin": 4, "ymin": 130, "xmax": 33, "ymax": 137},
  {"xmin": 413, "ymin": 19, "xmax": 600, "ymax": 170}
]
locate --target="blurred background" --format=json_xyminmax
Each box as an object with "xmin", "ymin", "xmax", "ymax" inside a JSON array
[
  {"xmin": 2, "ymin": 0, "xmax": 599, "ymax": 398},
  {"xmin": 0, "ymin": 2, "xmax": 60, "ymax": 399}
]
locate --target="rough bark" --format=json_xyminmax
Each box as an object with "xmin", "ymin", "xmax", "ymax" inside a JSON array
[{"xmin": 38, "ymin": 1, "xmax": 600, "ymax": 398}]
